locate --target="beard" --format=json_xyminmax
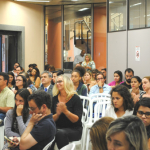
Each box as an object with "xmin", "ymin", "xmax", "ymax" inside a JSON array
[{"xmin": 126, "ymin": 79, "xmax": 131, "ymax": 83}]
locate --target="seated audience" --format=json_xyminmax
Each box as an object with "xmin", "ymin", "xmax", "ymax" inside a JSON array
[
  {"xmin": 50, "ymin": 75, "xmax": 83, "ymax": 149},
  {"xmin": 81, "ymin": 54, "xmax": 96, "ymax": 71},
  {"xmin": 71, "ymin": 66, "xmax": 87, "ymax": 96},
  {"xmin": 106, "ymin": 115, "xmax": 148, "ymax": 150},
  {"xmin": 48, "ymin": 65, "xmax": 55, "ymax": 72},
  {"xmin": 12, "ymin": 63, "xmax": 20, "ymax": 78},
  {"xmin": 130, "ymin": 76, "xmax": 143, "ymax": 104},
  {"xmin": 38, "ymin": 71, "xmax": 53, "ymax": 98},
  {"xmin": 108, "ymin": 70, "xmax": 124, "ymax": 87},
  {"xmin": 16, "ymin": 66, "xmax": 23, "ymax": 76},
  {"xmin": 133, "ymin": 97, "xmax": 150, "ymax": 149},
  {"xmin": 105, "ymin": 85, "xmax": 134, "ymax": 119},
  {"xmin": 84, "ymin": 71, "xmax": 96, "ymax": 94},
  {"xmin": 11, "ymin": 91, "xmax": 56, "ymax": 150},
  {"xmin": 27, "ymin": 64, "xmax": 34, "ymax": 75},
  {"xmin": 89, "ymin": 72, "xmax": 112, "ymax": 96},
  {"xmin": 8, "ymin": 72, "xmax": 15, "ymax": 90},
  {"xmin": 24, "ymin": 73, "xmax": 37, "ymax": 93},
  {"xmin": 140, "ymin": 76, "xmax": 150, "ymax": 100},
  {"xmin": 29, "ymin": 67, "xmax": 40, "ymax": 88},
  {"xmin": 52, "ymin": 70, "xmax": 64, "ymax": 85},
  {"xmin": 12, "ymin": 75, "xmax": 29, "ymax": 94},
  {"xmin": 0, "ymin": 72, "xmax": 14, "ymax": 126},
  {"xmin": 121, "ymin": 68, "xmax": 134, "ymax": 89},
  {"xmin": 101, "ymin": 68, "xmax": 107, "ymax": 82},
  {"xmin": 3, "ymin": 89, "xmax": 31, "ymax": 150},
  {"xmin": 73, "ymin": 49, "xmax": 85, "ymax": 67},
  {"xmin": 91, "ymin": 69, "xmax": 97, "ymax": 81},
  {"xmin": 90, "ymin": 117, "xmax": 114, "ymax": 150}
]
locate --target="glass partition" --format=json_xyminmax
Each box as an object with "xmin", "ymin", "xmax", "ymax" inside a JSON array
[
  {"xmin": 129, "ymin": 0, "xmax": 145, "ymax": 29},
  {"xmin": 147, "ymin": 0, "xmax": 150, "ymax": 27},
  {"xmin": 63, "ymin": 4, "xmax": 91, "ymax": 71},
  {"xmin": 109, "ymin": 0, "xmax": 126, "ymax": 31}
]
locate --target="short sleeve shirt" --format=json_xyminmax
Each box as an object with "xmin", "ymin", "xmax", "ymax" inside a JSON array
[
  {"xmin": 0, "ymin": 87, "xmax": 15, "ymax": 108},
  {"xmin": 29, "ymin": 114, "xmax": 56, "ymax": 150}
]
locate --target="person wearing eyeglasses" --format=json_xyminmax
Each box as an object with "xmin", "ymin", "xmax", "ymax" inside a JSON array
[
  {"xmin": 89, "ymin": 72, "xmax": 112, "ymax": 96},
  {"xmin": 133, "ymin": 97, "xmax": 150, "ymax": 149},
  {"xmin": 50, "ymin": 75, "xmax": 83, "ymax": 150},
  {"xmin": 3, "ymin": 88, "xmax": 31, "ymax": 150}
]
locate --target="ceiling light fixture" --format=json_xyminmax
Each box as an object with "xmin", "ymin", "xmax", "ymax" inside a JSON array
[
  {"xmin": 71, "ymin": 0, "xmax": 78, "ymax": 1},
  {"xmin": 15, "ymin": 0, "xmax": 50, "ymax": 2},
  {"xmin": 130, "ymin": 3, "xmax": 141, "ymax": 7},
  {"xmin": 109, "ymin": 1, "xmax": 113, "ymax": 4},
  {"xmin": 78, "ymin": 8, "xmax": 89, "ymax": 11}
]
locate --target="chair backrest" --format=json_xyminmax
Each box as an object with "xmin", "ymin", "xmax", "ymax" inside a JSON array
[
  {"xmin": 94, "ymin": 99, "xmax": 111, "ymax": 122},
  {"xmin": 60, "ymin": 143, "xmax": 75, "ymax": 150},
  {"xmin": 43, "ymin": 137, "xmax": 55, "ymax": 150},
  {"xmin": 89, "ymin": 93, "xmax": 111, "ymax": 99}
]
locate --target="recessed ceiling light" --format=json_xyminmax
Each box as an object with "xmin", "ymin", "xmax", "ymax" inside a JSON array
[
  {"xmin": 78, "ymin": 8, "xmax": 89, "ymax": 11},
  {"xmin": 130, "ymin": 3, "xmax": 141, "ymax": 7},
  {"xmin": 15, "ymin": 0, "xmax": 50, "ymax": 2},
  {"xmin": 71, "ymin": 0, "xmax": 78, "ymax": 1},
  {"xmin": 109, "ymin": 1, "xmax": 113, "ymax": 4}
]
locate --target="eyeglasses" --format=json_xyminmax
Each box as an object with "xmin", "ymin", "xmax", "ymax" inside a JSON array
[
  {"xmin": 28, "ymin": 107, "xmax": 38, "ymax": 111},
  {"xmin": 97, "ymin": 78, "xmax": 104, "ymax": 81},
  {"xmin": 137, "ymin": 111, "xmax": 150, "ymax": 118},
  {"xmin": 56, "ymin": 80, "xmax": 63, "ymax": 84},
  {"xmin": 16, "ymin": 79, "xmax": 22, "ymax": 82}
]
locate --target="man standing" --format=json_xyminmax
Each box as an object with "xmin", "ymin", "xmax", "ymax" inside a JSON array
[
  {"xmin": 89, "ymin": 72, "xmax": 112, "ymax": 96},
  {"xmin": 18, "ymin": 91, "xmax": 56, "ymax": 150},
  {"xmin": 121, "ymin": 68, "xmax": 134, "ymax": 89},
  {"xmin": 0, "ymin": 72, "xmax": 14, "ymax": 125},
  {"xmin": 73, "ymin": 49, "xmax": 86, "ymax": 67},
  {"xmin": 38, "ymin": 71, "xmax": 53, "ymax": 98}
]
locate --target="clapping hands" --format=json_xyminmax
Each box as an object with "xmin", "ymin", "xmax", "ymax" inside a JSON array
[{"xmin": 56, "ymin": 102, "xmax": 67, "ymax": 116}]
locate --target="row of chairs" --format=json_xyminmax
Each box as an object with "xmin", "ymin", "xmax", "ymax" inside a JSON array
[{"xmin": 71, "ymin": 93, "xmax": 111, "ymax": 150}]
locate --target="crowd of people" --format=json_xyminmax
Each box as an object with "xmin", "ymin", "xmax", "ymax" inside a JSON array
[{"xmin": 0, "ymin": 52, "xmax": 150, "ymax": 150}]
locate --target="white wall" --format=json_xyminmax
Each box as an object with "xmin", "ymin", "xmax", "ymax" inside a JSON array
[
  {"xmin": 107, "ymin": 28, "xmax": 150, "ymax": 83},
  {"xmin": 0, "ymin": 1, "xmax": 44, "ymax": 72}
]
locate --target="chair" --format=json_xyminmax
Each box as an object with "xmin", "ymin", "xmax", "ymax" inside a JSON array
[
  {"xmin": 60, "ymin": 143, "xmax": 75, "ymax": 150},
  {"xmin": 0, "ymin": 125, "xmax": 4, "ymax": 150},
  {"xmin": 86, "ymin": 99, "xmax": 111, "ymax": 150},
  {"xmin": 89, "ymin": 93, "xmax": 111, "ymax": 99},
  {"xmin": 43, "ymin": 137, "xmax": 55, "ymax": 150}
]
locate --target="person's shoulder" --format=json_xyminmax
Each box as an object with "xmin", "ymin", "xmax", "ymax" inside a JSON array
[
  {"xmin": 5, "ymin": 87, "xmax": 14, "ymax": 95},
  {"xmin": 72, "ymin": 94, "xmax": 80, "ymax": 99},
  {"xmin": 52, "ymin": 95, "xmax": 58, "ymax": 101},
  {"xmin": 6, "ymin": 109, "xmax": 13, "ymax": 116},
  {"xmin": 108, "ymin": 81, "xmax": 115, "ymax": 86}
]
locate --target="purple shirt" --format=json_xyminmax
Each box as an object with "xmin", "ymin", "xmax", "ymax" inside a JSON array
[{"xmin": 108, "ymin": 81, "xmax": 124, "ymax": 86}]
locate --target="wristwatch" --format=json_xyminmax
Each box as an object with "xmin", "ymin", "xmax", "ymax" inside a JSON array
[{"xmin": 99, "ymin": 86, "xmax": 102, "ymax": 89}]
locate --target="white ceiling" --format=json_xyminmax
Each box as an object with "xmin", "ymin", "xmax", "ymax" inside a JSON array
[{"xmin": 13, "ymin": 0, "xmax": 106, "ymax": 5}]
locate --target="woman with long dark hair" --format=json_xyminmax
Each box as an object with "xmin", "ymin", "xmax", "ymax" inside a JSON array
[
  {"xmin": 8, "ymin": 72, "xmax": 15, "ymax": 90},
  {"xmin": 29, "ymin": 68, "xmax": 40, "ymax": 88},
  {"xmin": 3, "ymin": 88, "xmax": 31, "ymax": 150},
  {"xmin": 105, "ymin": 85, "xmax": 134, "ymax": 119}
]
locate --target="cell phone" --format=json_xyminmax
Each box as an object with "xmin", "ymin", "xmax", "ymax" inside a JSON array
[{"xmin": 4, "ymin": 136, "xmax": 16, "ymax": 144}]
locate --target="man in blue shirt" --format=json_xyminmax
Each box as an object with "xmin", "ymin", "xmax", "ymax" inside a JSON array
[{"xmin": 89, "ymin": 72, "xmax": 112, "ymax": 96}]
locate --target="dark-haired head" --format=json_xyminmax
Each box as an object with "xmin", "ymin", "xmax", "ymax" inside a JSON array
[
  {"xmin": 8, "ymin": 72, "xmax": 15, "ymax": 86},
  {"xmin": 125, "ymin": 68, "xmax": 134, "ymax": 75},
  {"xmin": 57, "ymin": 70, "xmax": 64, "ymax": 76},
  {"xmin": 114, "ymin": 70, "xmax": 123, "ymax": 82},
  {"xmin": 0, "ymin": 72, "xmax": 9, "ymax": 85},
  {"xmin": 131, "ymin": 76, "xmax": 142, "ymax": 90},
  {"xmin": 15, "ymin": 75, "xmax": 27, "ymax": 90},
  {"xmin": 31, "ymin": 67, "xmax": 40, "ymax": 81},
  {"xmin": 28, "ymin": 90, "xmax": 52, "ymax": 109},
  {"xmin": 110, "ymin": 85, "xmax": 134, "ymax": 112},
  {"xmin": 12, "ymin": 88, "xmax": 30, "ymax": 131}
]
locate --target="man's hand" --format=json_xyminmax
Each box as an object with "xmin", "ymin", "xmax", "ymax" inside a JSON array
[
  {"xmin": 29, "ymin": 113, "xmax": 46, "ymax": 125},
  {"xmin": 16, "ymin": 105, "xmax": 23, "ymax": 116},
  {"xmin": 98, "ymin": 80, "xmax": 103, "ymax": 87}
]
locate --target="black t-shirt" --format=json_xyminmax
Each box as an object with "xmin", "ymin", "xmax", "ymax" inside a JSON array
[
  {"xmin": 51, "ymin": 94, "xmax": 83, "ymax": 129},
  {"xmin": 121, "ymin": 82, "xmax": 131, "ymax": 89},
  {"xmin": 28, "ymin": 114, "xmax": 56, "ymax": 150}
]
